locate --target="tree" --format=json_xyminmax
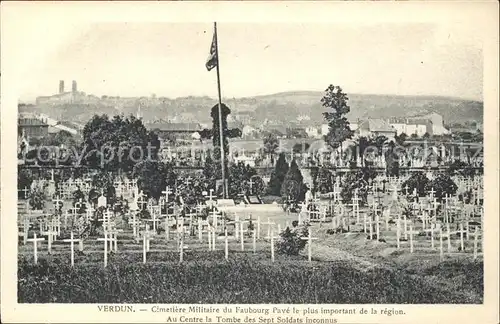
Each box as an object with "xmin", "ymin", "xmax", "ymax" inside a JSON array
[
  {"xmin": 28, "ymin": 188, "xmax": 46, "ymax": 210},
  {"xmin": 395, "ymin": 133, "xmax": 408, "ymax": 146},
  {"xmin": 410, "ymin": 133, "xmax": 419, "ymax": 139},
  {"xmin": 91, "ymin": 169, "xmax": 116, "ymax": 206},
  {"xmin": 227, "ymin": 162, "xmax": 260, "ymax": 198},
  {"xmin": 263, "ymin": 133, "xmax": 279, "ymax": 164},
  {"xmin": 81, "ymin": 114, "xmax": 160, "ymax": 172},
  {"xmin": 321, "ymin": 85, "xmax": 355, "ymax": 153},
  {"xmin": 18, "ymin": 168, "xmax": 33, "ymax": 198},
  {"xmin": 267, "ymin": 153, "xmax": 289, "ymax": 196},
  {"xmin": 401, "ymin": 172, "xmax": 430, "ymax": 197},
  {"xmin": 40, "ymin": 130, "xmax": 79, "ymax": 148},
  {"xmin": 373, "ymin": 135, "xmax": 389, "ymax": 153},
  {"xmin": 384, "ymin": 141, "xmax": 400, "ymax": 177},
  {"xmin": 473, "ymin": 130, "xmax": 483, "ymax": 143},
  {"xmin": 263, "ymin": 129, "xmax": 284, "ymax": 138},
  {"xmin": 132, "ymin": 160, "xmax": 177, "ymax": 200},
  {"xmin": 280, "ymin": 159, "xmax": 306, "ymax": 202},
  {"xmin": 426, "ymin": 173, "xmax": 458, "ymax": 202},
  {"xmin": 422, "ymin": 132, "xmax": 431, "ymax": 139},
  {"xmin": 447, "ymin": 159, "xmax": 476, "ymax": 178},
  {"xmin": 340, "ymin": 167, "xmax": 376, "ymax": 205}
]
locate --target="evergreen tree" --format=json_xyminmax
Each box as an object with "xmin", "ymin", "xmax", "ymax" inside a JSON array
[
  {"xmin": 315, "ymin": 167, "xmax": 335, "ymax": 194},
  {"xmin": 267, "ymin": 153, "xmax": 289, "ymax": 196},
  {"xmin": 281, "ymin": 159, "xmax": 306, "ymax": 202},
  {"xmin": 322, "ymin": 85, "xmax": 355, "ymax": 153}
]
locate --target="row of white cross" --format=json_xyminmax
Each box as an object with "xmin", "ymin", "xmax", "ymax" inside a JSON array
[{"xmin": 23, "ymin": 214, "xmax": 319, "ymax": 267}]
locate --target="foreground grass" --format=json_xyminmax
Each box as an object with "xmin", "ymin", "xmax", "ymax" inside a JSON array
[{"xmin": 18, "ymin": 254, "xmax": 483, "ymax": 304}]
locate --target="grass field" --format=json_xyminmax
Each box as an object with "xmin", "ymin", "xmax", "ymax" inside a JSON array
[{"xmin": 18, "ymin": 251, "xmax": 483, "ymax": 304}]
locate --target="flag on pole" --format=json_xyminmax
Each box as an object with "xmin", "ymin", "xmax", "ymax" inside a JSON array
[{"xmin": 206, "ymin": 30, "xmax": 217, "ymax": 71}]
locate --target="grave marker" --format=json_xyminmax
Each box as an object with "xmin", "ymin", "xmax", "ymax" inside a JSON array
[
  {"xmin": 27, "ymin": 234, "xmax": 45, "ymax": 264},
  {"xmin": 63, "ymin": 232, "xmax": 79, "ymax": 266},
  {"xmin": 301, "ymin": 228, "xmax": 317, "ymax": 262},
  {"xmin": 97, "ymin": 231, "xmax": 109, "ymax": 267}
]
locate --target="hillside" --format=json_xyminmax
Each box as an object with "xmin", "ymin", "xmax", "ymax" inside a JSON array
[{"xmin": 19, "ymin": 91, "xmax": 483, "ymax": 126}]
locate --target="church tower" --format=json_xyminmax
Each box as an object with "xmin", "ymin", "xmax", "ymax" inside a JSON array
[{"xmin": 59, "ymin": 80, "xmax": 65, "ymax": 94}]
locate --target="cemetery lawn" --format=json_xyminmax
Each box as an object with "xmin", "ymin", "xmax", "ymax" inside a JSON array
[{"xmin": 18, "ymin": 250, "xmax": 482, "ymax": 304}]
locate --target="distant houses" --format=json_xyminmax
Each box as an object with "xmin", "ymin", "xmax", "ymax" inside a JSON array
[
  {"xmin": 18, "ymin": 112, "xmax": 81, "ymax": 139},
  {"xmin": 358, "ymin": 119, "xmax": 397, "ymax": 141},
  {"xmin": 18, "ymin": 115, "xmax": 49, "ymax": 139}
]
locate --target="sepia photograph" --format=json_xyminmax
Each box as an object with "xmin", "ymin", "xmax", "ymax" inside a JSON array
[{"xmin": 1, "ymin": 2, "xmax": 499, "ymax": 324}]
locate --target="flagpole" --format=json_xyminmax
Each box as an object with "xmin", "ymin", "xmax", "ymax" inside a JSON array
[{"xmin": 214, "ymin": 22, "xmax": 227, "ymax": 199}]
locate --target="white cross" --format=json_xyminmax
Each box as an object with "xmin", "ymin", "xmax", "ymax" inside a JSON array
[
  {"xmin": 128, "ymin": 216, "xmax": 141, "ymax": 238},
  {"xmin": 143, "ymin": 224, "xmax": 153, "ymax": 252},
  {"xmin": 41, "ymin": 223, "xmax": 58, "ymax": 253},
  {"xmin": 239, "ymin": 220, "xmax": 249, "ymax": 251},
  {"xmin": 97, "ymin": 231, "xmax": 109, "ymax": 267},
  {"xmin": 262, "ymin": 218, "xmax": 275, "ymax": 239},
  {"xmin": 224, "ymin": 227, "xmax": 229, "ymax": 261},
  {"xmin": 137, "ymin": 191, "xmax": 147, "ymax": 209},
  {"xmin": 407, "ymin": 225, "xmax": 420, "ymax": 253},
  {"xmin": 21, "ymin": 187, "xmax": 30, "ymax": 198},
  {"xmin": 300, "ymin": 228, "xmax": 318, "ymax": 262},
  {"xmin": 27, "ymin": 234, "xmax": 45, "ymax": 264},
  {"xmin": 63, "ymin": 232, "xmax": 79, "ymax": 267},
  {"xmin": 75, "ymin": 198, "xmax": 84, "ymax": 210},
  {"xmin": 211, "ymin": 209, "xmax": 220, "ymax": 229},
  {"xmin": 428, "ymin": 187, "xmax": 436, "ymax": 199},
  {"xmin": 208, "ymin": 189, "xmax": 215, "ymax": 203},
  {"xmin": 179, "ymin": 230, "xmax": 187, "ymax": 263},
  {"xmin": 269, "ymin": 227, "xmax": 279, "ymax": 263},
  {"xmin": 248, "ymin": 179, "xmax": 255, "ymax": 192},
  {"xmin": 19, "ymin": 218, "xmax": 30, "ymax": 245},
  {"xmin": 142, "ymin": 230, "xmax": 149, "ymax": 264},
  {"xmin": 108, "ymin": 228, "xmax": 121, "ymax": 252},
  {"xmin": 473, "ymin": 227, "xmax": 481, "ymax": 260},
  {"xmin": 162, "ymin": 186, "xmax": 173, "ymax": 202},
  {"xmin": 52, "ymin": 196, "xmax": 64, "ymax": 209}
]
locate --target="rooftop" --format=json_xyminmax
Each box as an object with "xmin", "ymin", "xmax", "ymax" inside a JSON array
[
  {"xmin": 359, "ymin": 119, "xmax": 396, "ymax": 132},
  {"xmin": 146, "ymin": 122, "xmax": 203, "ymax": 132}
]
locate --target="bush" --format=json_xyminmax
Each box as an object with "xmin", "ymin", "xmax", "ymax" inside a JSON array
[
  {"xmin": 401, "ymin": 172, "xmax": 430, "ymax": 197},
  {"xmin": 18, "ymin": 168, "xmax": 33, "ymax": 198},
  {"xmin": 314, "ymin": 167, "xmax": 335, "ymax": 194},
  {"xmin": 132, "ymin": 160, "xmax": 177, "ymax": 200},
  {"xmin": 426, "ymin": 173, "xmax": 458, "ymax": 201},
  {"xmin": 340, "ymin": 167, "xmax": 375, "ymax": 205},
  {"xmin": 447, "ymin": 160, "xmax": 476, "ymax": 178},
  {"xmin": 28, "ymin": 189, "xmax": 46, "ymax": 210},
  {"xmin": 227, "ymin": 162, "xmax": 263, "ymax": 198},
  {"xmin": 276, "ymin": 225, "xmax": 309, "ymax": 256}
]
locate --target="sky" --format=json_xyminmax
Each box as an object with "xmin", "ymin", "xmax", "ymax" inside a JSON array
[{"xmin": 19, "ymin": 22, "xmax": 483, "ymax": 102}]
